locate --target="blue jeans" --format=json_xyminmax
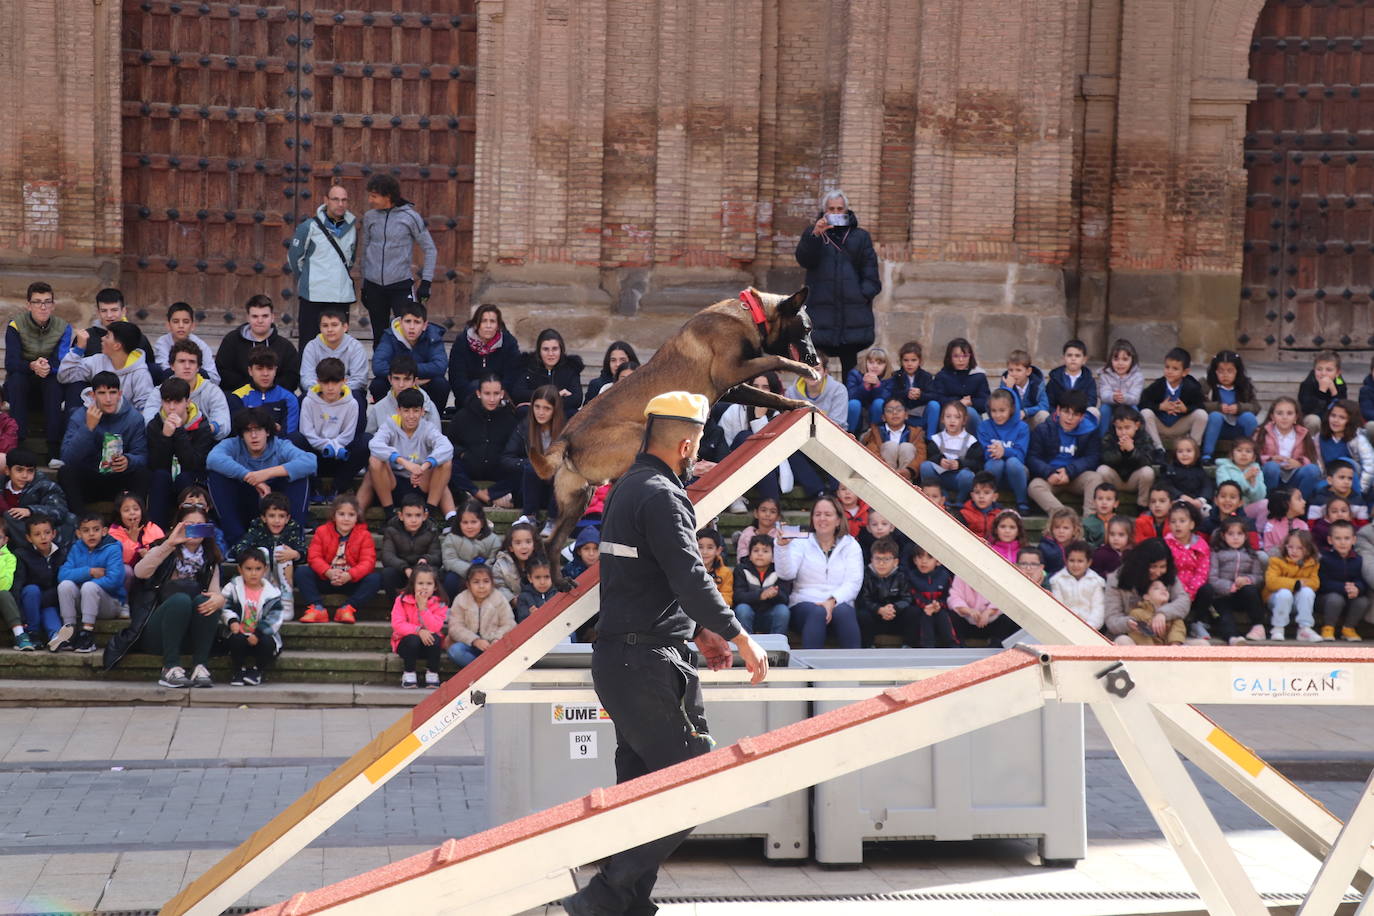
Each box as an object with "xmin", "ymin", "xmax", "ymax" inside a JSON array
[
  {"xmin": 208, "ymin": 471, "xmax": 310, "ymax": 547},
  {"xmin": 983, "ymin": 457, "xmax": 1029, "ymax": 508},
  {"xmin": 295, "ymin": 567, "xmax": 382, "ymax": 609},
  {"xmin": 1202, "ymin": 411, "xmax": 1258, "ymax": 460},
  {"xmin": 1268, "ymin": 586, "xmax": 1316, "ymax": 629},
  {"xmin": 4, "ymin": 369, "xmax": 66, "ymax": 454},
  {"xmin": 1262, "ymin": 461, "xmax": 1322, "ymax": 499},
  {"xmin": 447, "ymin": 641, "xmax": 482, "ymax": 668},
  {"xmin": 790, "ymin": 600, "xmax": 860, "ymax": 649},
  {"xmin": 846, "ymin": 398, "xmax": 885, "ymax": 433},
  {"xmin": 918, "ymin": 462, "xmax": 974, "ymax": 505},
  {"xmin": 20, "ymin": 585, "xmax": 62, "ymax": 640},
  {"xmin": 926, "ymin": 406, "xmax": 981, "ymax": 439},
  {"xmin": 733, "ymin": 602, "xmax": 790, "ymax": 636}
]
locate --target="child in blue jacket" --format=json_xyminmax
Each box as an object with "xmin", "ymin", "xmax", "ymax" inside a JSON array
[
  {"xmin": 978, "ymin": 389, "xmax": 1032, "ymax": 514},
  {"xmin": 925, "ymin": 337, "xmax": 990, "ymax": 438},
  {"xmin": 1047, "ymin": 339, "xmax": 1098, "ymax": 413},
  {"xmin": 369, "ymin": 300, "xmax": 451, "ymax": 410},
  {"xmin": 845, "ymin": 347, "xmax": 893, "ymax": 433},
  {"xmin": 57, "ymin": 512, "xmax": 127, "ymax": 653}
]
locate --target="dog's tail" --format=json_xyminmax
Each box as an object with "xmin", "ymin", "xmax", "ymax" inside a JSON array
[{"xmin": 530, "ymin": 437, "xmax": 564, "ymax": 481}]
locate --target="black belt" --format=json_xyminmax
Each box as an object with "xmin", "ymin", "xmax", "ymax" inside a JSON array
[{"xmin": 615, "ymin": 633, "xmax": 688, "ymax": 649}]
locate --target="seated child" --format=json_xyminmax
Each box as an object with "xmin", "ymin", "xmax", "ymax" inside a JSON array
[
  {"xmin": 1203, "ymin": 481, "xmax": 1259, "ymax": 548},
  {"xmin": 845, "ymin": 346, "xmax": 892, "ymax": 433},
  {"xmin": 1092, "ymin": 517, "xmax": 1133, "ymax": 578},
  {"xmin": 1215, "ymin": 438, "xmax": 1266, "ymax": 508},
  {"xmin": 492, "ymin": 521, "xmax": 543, "ymax": 603},
  {"xmin": 890, "ymin": 341, "xmax": 935, "ymax": 427},
  {"xmin": 441, "ymin": 500, "xmax": 502, "ymax": 597},
  {"xmin": 447, "ymin": 562, "xmax": 515, "ymax": 670},
  {"xmin": 365, "ymin": 387, "xmax": 456, "ymax": 518},
  {"xmin": 1201, "ymin": 350, "xmax": 1260, "ymax": 464},
  {"xmin": 109, "ymin": 491, "xmax": 164, "ymax": 591},
  {"xmin": 948, "ymin": 571, "xmax": 1021, "ymax": 646},
  {"xmin": 857, "ymin": 509, "xmax": 913, "ymax": 564},
  {"xmin": 958, "ymin": 472, "xmax": 1002, "ymax": 541},
  {"xmin": 999, "ymin": 348, "xmax": 1048, "ymax": 429},
  {"xmin": 856, "ymin": 536, "xmax": 917, "ymax": 647},
  {"xmin": 908, "ymin": 544, "xmax": 958, "ymax": 647},
  {"xmin": 919, "ymin": 401, "xmax": 984, "ymax": 508},
  {"xmin": 860, "ymin": 397, "xmax": 926, "ymax": 474},
  {"xmin": 698, "ymin": 529, "xmax": 734, "ymax": 607},
  {"xmin": 1208, "ymin": 518, "xmax": 1269, "ymax": 644},
  {"xmin": 366, "ymin": 354, "xmax": 441, "ymax": 435},
  {"xmin": 977, "ymin": 388, "xmax": 1031, "ymax": 513},
  {"xmin": 392, "ymin": 563, "xmax": 448, "ymax": 687},
  {"xmin": 1257, "ymin": 396, "xmax": 1321, "ymax": 496},
  {"xmin": 298, "ymin": 495, "xmax": 381, "ymax": 625},
  {"xmin": 562, "ymin": 527, "xmax": 600, "ymax": 583},
  {"xmin": 1046, "ymin": 339, "xmax": 1098, "ymax": 417},
  {"xmin": 299, "ymin": 306, "xmax": 369, "ymax": 401},
  {"xmin": 1260, "ymin": 488, "xmax": 1309, "ymax": 556},
  {"xmin": 298, "ymin": 356, "xmax": 368, "ymax": 498},
  {"xmin": 15, "ymin": 516, "xmax": 69, "ymax": 650},
  {"xmin": 514, "ymin": 560, "xmax": 558, "ymax": 624},
  {"xmin": 1082, "ymin": 482, "xmax": 1119, "ymax": 548},
  {"xmin": 988, "ymin": 510, "xmax": 1024, "ymax": 565},
  {"xmin": 1039, "ymin": 507, "xmax": 1083, "ymax": 577},
  {"xmin": 227, "ymin": 349, "xmax": 298, "ymax": 435},
  {"xmin": 57, "ymin": 512, "xmax": 127, "ymax": 653},
  {"xmin": 1318, "ymin": 400, "xmax": 1373, "ymax": 500},
  {"xmin": 1264, "ymin": 529, "xmax": 1321, "ymax": 641},
  {"xmin": 1310, "ymin": 496, "xmax": 1355, "ymax": 553},
  {"xmin": 222, "ymin": 547, "xmax": 285, "ymax": 686},
  {"xmin": 146, "ymin": 376, "xmax": 216, "ymax": 526},
  {"xmin": 1104, "ymin": 539, "xmax": 1189, "ymax": 646},
  {"xmin": 1164, "ymin": 500, "xmax": 1212, "ymax": 638},
  {"xmin": 370, "ymin": 300, "xmax": 451, "ymax": 410},
  {"xmin": 1026, "ymin": 390, "xmax": 1102, "ymax": 513},
  {"xmin": 1135, "ymin": 485, "xmax": 1173, "ymax": 544},
  {"xmin": 733, "ymin": 534, "xmax": 791, "ymax": 636},
  {"xmin": 154, "ymin": 301, "xmax": 220, "ymax": 385},
  {"xmin": 835, "ymin": 484, "xmax": 869, "ymax": 539},
  {"xmin": 1097, "ymin": 338, "xmax": 1143, "ymax": 430},
  {"xmin": 1096, "ymin": 406, "xmax": 1156, "ymax": 507},
  {"xmin": 0, "ymin": 526, "xmax": 30, "ymax": 650},
  {"xmin": 1308, "ymin": 458, "xmax": 1370, "ymax": 525},
  {"xmin": 924, "ymin": 337, "xmax": 989, "ymax": 438},
  {"xmin": 380, "ymin": 494, "xmax": 443, "ymax": 595},
  {"xmin": 1318, "ymin": 519, "xmax": 1367, "ymax": 641},
  {"xmin": 1139, "ymin": 347, "xmax": 1207, "ymax": 456},
  {"xmin": 231, "ymin": 492, "xmax": 306, "ymax": 622},
  {"xmin": 1049, "ymin": 540, "xmax": 1107, "ymax": 630},
  {"xmin": 1298, "ymin": 349, "xmax": 1346, "ymax": 435},
  {"xmin": 1159, "ymin": 436, "xmax": 1213, "ymax": 512}
]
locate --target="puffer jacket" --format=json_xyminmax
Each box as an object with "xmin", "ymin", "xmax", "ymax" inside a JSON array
[
  {"xmin": 372, "ymin": 318, "xmax": 449, "ymax": 384},
  {"xmin": 793, "ymin": 209, "xmax": 880, "ymax": 349},
  {"xmin": 307, "ymin": 521, "xmax": 376, "ymax": 582},
  {"xmin": 1165, "ymin": 532, "xmax": 1211, "ymax": 599},
  {"xmin": 2, "ymin": 475, "xmax": 76, "ymax": 546},
  {"xmin": 448, "ymin": 328, "xmax": 522, "ymax": 401},
  {"xmin": 380, "ymin": 515, "xmax": 443, "ymax": 572},
  {"xmin": 511, "ymin": 353, "xmax": 586, "ymax": 415},
  {"xmin": 1209, "ymin": 546, "xmax": 1268, "ymax": 594},
  {"xmin": 441, "ymin": 530, "xmax": 502, "ymax": 579},
  {"xmin": 390, "ymin": 591, "xmax": 448, "ymax": 652}
]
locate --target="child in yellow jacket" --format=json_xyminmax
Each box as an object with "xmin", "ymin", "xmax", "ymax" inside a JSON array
[{"xmin": 1263, "ymin": 529, "xmax": 1321, "ymax": 641}]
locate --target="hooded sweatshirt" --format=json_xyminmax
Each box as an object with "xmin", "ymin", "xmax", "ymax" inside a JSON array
[
  {"xmin": 57, "ymin": 346, "xmax": 158, "ymax": 421},
  {"xmin": 362, "ymin": 202, "xmax": 437, "ymax": 287},
  {"xmin": 228, "ymin": 382, "xmax": 299, "ymax": 435},
  {"xmin": 999, "ymin": 366, "xmax": 1048, "ymax": 423},
  {"xmin": 58, "ymin": 532, "xmax": 126, "ymax": 602},
  {"xmin": 372, "ymin": 318, "xmax": 448, "ymax": 383},
  {"xmin": 300, "ymin": 385, "xmax": 360, "ymax": 453},
  {"xmin": 785, "ymin": 374, "xmax": 848, "ymax": 428},
  {"xmin": 369, "ymin": 414, "xmax": 453, "ymax": 468},
  {"xmin": 1027, "ymin": 411, "xmax": 1101, "ymax": 480},
  {"xmin": 215, "ymin": 323, "xmax": 301, "ymax": 393},
  {"xmin": 976, "ymin": 411, "xmax": 1030, "ymax": 464},
  {"xmin": 367, "ymin": 387, "xmax": 440, "ymax": 436},
  {"xmin": 207, "ymin": 433, "xmax": 317, "ymax": 482},
  {"xmin": 152, "ymin": 333, "xmax": 220, "ymax": 385},
  {"xmin": 60, "ymin": 394, "xmax": 149, "ymax": 472},
  {"xmin": 185, "ymin": 374, "xmax": 231, "ymax": 439},
  {"xmin": 300, "ymin": 332, "xmax": 370, "ymax": 391}
]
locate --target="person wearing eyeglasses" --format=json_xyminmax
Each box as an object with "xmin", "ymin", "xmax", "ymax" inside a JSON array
[
  {"xmin": 4, "ymin": 282, "xmax": 72, "ymax": 468},
  {"xmin": 288, "ymin": 183, "xmax": 358, "ymax": 344}
]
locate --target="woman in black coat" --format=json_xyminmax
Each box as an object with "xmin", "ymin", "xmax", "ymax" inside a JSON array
[
  {"xmin": 447, "ymin": 304, "xmax": 522, "ymax": 404},
  {"xmin": 794, "ymin": 190, "xmax": 881, "ymax": 378},
  {"xmin": 510, "ymin": 328, "xmax": 585, "ymax": 417},
  {"xmin": 585, "ymin": 340, "xmax": 639, "ymax": 402}
]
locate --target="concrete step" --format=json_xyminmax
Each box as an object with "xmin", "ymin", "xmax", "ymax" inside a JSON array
[
  {"xmin": 0, "ymin": 677, "xmax": 433, "ymax": 708},
  {"xmin": 0, "ymin": 645, "xmax": 416, "ymax": 684}
]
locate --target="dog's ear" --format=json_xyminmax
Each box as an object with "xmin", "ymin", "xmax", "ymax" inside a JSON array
[{"xmin": 777, "ymin": 287, "xmax": 809, "ymax": 316}]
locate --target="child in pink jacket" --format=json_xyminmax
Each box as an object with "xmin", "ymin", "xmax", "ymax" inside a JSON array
[
  {"xmin": 1164, "ymin": 501, "xmax": 1212, "ymax": 638},
  {"xmin": 390, "ymin": 563, "xmax": 448, "ymax": 689}
]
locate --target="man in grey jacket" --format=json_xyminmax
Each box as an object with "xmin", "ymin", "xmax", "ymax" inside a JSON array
[
  {"xmin": 288, "ymin": 184, "xmax": 358, "ymax": 343},
  {"xmin": 360, "ymin": 174, "xmax": 436, "ymax": 349}
]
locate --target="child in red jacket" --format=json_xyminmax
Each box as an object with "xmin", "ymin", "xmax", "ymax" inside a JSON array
[
  {"xmin": 299, "ymin": 494, "xmax": 381, "ymax": 624},
  {"xmin": 958, "ymin": 472, "xmax": 1002, "ymax": 541}
]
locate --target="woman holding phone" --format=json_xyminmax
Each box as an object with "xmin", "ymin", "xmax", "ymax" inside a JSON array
[
  {"xmin": 794, "ymin": 189, "xmax": 880, "ymax": 379},
  {"xmin": 104, "ymin": 505, "xmax": 225, "ymax": 688},
  {"xmin": 774, "ymin": 494, "xmax": 864, "ymax": 649}
]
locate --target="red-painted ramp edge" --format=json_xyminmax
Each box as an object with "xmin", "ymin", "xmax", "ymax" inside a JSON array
[{"xmin": 245, "ymin": 650, "xmax": 1040, "ymax": 916}]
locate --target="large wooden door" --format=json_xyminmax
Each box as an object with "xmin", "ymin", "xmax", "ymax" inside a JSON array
[
  {"xmin": 119, "ymin": 0, "xmax": 475, "ymax": 338},
  {"xmin": 1240, "ymin": 0, "xmax": 1374, "ymax": 356}
]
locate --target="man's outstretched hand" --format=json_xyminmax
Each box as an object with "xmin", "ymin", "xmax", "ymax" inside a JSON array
[{"xmin": 694, "ymin": 628, "xmax": 733, "ymax": 671}]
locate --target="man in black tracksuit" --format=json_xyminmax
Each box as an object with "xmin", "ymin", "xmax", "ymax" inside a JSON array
[{"xmin": 562, "ymin": 392, "xmax": 768, "ymax": 916}]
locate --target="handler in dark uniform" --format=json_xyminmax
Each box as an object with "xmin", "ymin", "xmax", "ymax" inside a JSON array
[{"xmin": 562, "ymin": 391, "xmax": 769, "ymax": 916}]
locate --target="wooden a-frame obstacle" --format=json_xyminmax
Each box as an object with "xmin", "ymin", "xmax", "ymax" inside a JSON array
[{"xmin": 163, "ymin": 409, "xmax": 1374, "ymax": 916}]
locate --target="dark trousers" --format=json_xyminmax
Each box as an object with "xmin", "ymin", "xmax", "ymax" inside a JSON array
[
  {"xmin": 953, "ymin": 612, "xmax": 1021, "ymax": 646},
  {"xmin": 295, "ymin": 567, "xmax": 382, "ymax": 610},
  {"xmin": 1187, "ymin": 583, "xmax": 1215, "ymax": 629},
  {"xmin": 918, "ymin": 606, "xmax": 960, "ymax": 648},
  {"xmin": 136, "ymin": 593, "xmax": 219, "ymax": 668},
  {"xmin": 226, "ymin": 629, "xmax": 277, "ymax": 670},
  {"xmin": 572, "ymin": 640, "xmax": 709, "ymax": 915},
  {"xmin": 788, "ymin": 454, "xmax": 835, "ymax": 499},
  {"xmin": 395, "ymin": 632, "xmax": 442, "ymax": 673},
  {"xmin": 4, "ymin": 370, "xmax": 65, "ymax": 454},
  {"xmin": 296, "ymin": 298, "xmax": 354, "ymax": 345},
  {"xmin": 521, "ymin": 466, "xmax": 556, "ymax": 517},
  {"xmin": 820, "ymin": 343, "xmax": 864, "ymax": 380},
  {"xmin": 208, "ymin": 472, "xmax": 310, "ymax": 547},
  {"xmin": 59, "ymin": 464, "xmax": 151, "ymax": 514},
  {"xmin": 857, "ymin": 605, "xmax": 923, "ymax": 648},
  {"xmin": 381, "ymin": 566, "xmax": 412, "ymax": 595},
  {"xmin": 1211, "ymin": 584, "xmax": 1264, "ymax": 640},
  {"xmin": 791, "ymin": 600, "xmax": 860, "ymax": 649},
  {"xmin": 150, "ymin": 468, "xmax": 206, "ymax": 529},
  {"xmin": 449, "ymin": 456, "xmax": 516, "ymax": 502},
  {"xmin": 362, "ymin": 279, "xmax": 415, "ymax": 349},
  {"xmin": 1319, "ymin": 592, "xmax": 1371, "ymax": 629}
]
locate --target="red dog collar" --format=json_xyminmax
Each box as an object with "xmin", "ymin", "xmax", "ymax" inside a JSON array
[{"xmin": 739, "ymin": 288, "xmax": 768, "ymax": 333}]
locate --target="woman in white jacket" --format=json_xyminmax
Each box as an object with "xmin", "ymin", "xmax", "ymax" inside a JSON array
[{"xmin": 775, "ymin": 495, "xmax": 864, "ymax": 648}]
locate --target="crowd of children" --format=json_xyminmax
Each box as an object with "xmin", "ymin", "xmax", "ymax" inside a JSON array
[{"xmin": 6, "ymin": 281, "xmax": 1374, "ymax": 675}]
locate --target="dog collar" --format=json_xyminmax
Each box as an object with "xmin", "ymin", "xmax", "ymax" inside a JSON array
[{"xmin": 739, "ymin": 288, "xmax": 768, "ymax": 334}]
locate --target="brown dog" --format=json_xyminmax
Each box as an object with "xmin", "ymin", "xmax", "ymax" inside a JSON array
[{"xmin": 530, "ymin": 287, "xmax": 822, "ymax": 581}]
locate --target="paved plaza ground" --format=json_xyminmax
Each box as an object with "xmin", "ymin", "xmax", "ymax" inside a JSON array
[{"xmin": 0, "ymin": 705, "xmax": 1370, "ymax": 915}]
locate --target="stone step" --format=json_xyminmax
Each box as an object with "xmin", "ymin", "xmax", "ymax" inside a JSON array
[
  {"xmin": 1, "ymin": 645, "xmax": 412, "ymax": 684},
  {"xmin": 0, "ymin": 677, "xmax": 429, "ymax": 708}
]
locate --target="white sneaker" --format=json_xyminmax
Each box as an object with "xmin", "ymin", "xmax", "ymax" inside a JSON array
[
  {"xmin": 1296, "ymin": 626, "xmax": 1324, "ymax": 642},
  {"xmin": 424, "ymin": 671, "xmax": 440, "ymax": 688},
  {"xmin": 1245, "ymin": 624, "xmax": 1267, "ymax": 641},
  {"xmin": 727, "ymin": 497, "xmax": 748, "ymax": 514},
  {"xmin": 401, "ymin": 671, "xmax": 418, "ymax": 689},
  {"xmin": 1270, "ymin": 626, "xmax": 1286, "ymax": 641},
  {"xmin": 1188, "ymin": 621, "xmax": 1211, "ymax": 640},
  {"xmin": 190, "ymin": 663, "xmax": 213, "ymax": 687},
  {"xmin": 47, "ymin": 458, "xmax": 63, "ymax": 470}
]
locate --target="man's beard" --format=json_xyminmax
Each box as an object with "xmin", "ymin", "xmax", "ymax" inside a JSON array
[{"xmin": 679, "ymin": 455, "xmax": 697, "ymax": 480}]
